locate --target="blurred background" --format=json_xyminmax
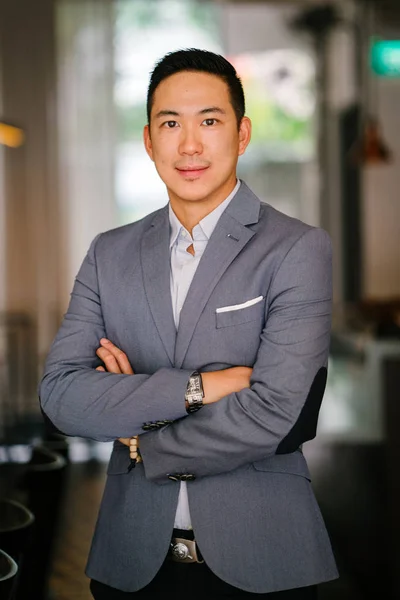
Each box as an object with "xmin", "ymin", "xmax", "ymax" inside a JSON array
[{"xmin": 0, "ymin": 0, "xmax": 399, "ymax": 598}]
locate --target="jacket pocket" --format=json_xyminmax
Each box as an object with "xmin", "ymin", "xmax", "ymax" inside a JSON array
[
  {"xmin": 106, "ymin": 445, "xmax": 131, "ymax": 475},
  {"xmin": 252, "ymin": 450, "xmax": 311, "ymax": 481},
  {"xmin": 216, "ymin": 298, "xmax": 265, "ymax": 329}
]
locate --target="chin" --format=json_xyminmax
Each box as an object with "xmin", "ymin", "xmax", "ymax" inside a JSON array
[{"xmin": 168, "ymin": 179, "xmax": 217, "ymax": 203}]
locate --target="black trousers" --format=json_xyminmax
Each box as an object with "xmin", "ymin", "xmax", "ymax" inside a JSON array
[{"xmin": 90, "ymin": 559, "xmax": 318, "ymax": 599}]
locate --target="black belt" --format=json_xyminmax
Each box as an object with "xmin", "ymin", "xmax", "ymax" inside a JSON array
[{"xmin": 169, "ymin": 528, "xmax": 204, "ymax": 564}]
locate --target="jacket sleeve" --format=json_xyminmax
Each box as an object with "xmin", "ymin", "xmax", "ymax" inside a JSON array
[
  {"xmin": 139, "ymin": 228, "xmax": 332, "ymax": 482},
  {"xmin": 39, "ymin": 235, "xmax": 191, "ymax": 442}
]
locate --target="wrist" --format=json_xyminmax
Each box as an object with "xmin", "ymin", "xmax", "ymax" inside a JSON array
[{"xmin": 201, "ymin": 371, "xmax": 223, "ymax": 405}]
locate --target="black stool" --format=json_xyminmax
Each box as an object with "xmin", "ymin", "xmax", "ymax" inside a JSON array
[
  {"xmin": 0, "ymin": 498, "xmax": 34, "ymax": 599},
  {"xmin": 15, "ymin": 445, "xmax": 67, "ymax": 600},
  {"xmin": 0, "ymin": 498, "xmax": 35, "ymax": 564},
  {"xmin": 0, "ymin": 548, "xmax": 18, "ymax": 600}
]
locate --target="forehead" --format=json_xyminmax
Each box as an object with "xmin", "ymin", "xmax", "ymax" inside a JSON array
[{"xmin": 151, "ymin": 71, "xmax": 232, "ymax": 113}]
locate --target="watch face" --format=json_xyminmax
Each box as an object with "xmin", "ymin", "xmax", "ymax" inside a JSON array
[
  {"xmin": 185, "ymin": 373, "xmax": 204, "ymax": 414},
  {"xmin": 187, "ymin": 392, "xmax": 204, "ymax": 413},
  {"xmin": 188, "ymin": 378, "xmax": 201, "ymax": 394}
]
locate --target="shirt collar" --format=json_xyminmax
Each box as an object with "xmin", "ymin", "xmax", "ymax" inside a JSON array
[{"xmin": 169, "ymin": 179, "xmax": 241, "ymax": 248}]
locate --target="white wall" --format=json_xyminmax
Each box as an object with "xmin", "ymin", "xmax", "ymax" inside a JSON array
[
  {"xmin": 221, "ymin": 2, "xmax": 309, "ymax": 54},
  {"xmin": 0, "ymin": 0, "xmax": 61, "ymax": 362},
  {"xmin": 0, "ymin": 72, "xmax": 5, "ymax": 313},
  {"xmin": 362, "ymin": 77, "xmax": 400, "ymax": 299},
  {"xmin": 220, "ymin": 1, "xmax": 326, "ymax": 278},
  {"xmin": 56, "ymin": 0, "xmax": 117, "ymax": 307}
]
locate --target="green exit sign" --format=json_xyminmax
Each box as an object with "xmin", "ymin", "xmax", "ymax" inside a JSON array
[{"xmin": 371, "ymin": 40, "xmax": 400, "ymax": 77}]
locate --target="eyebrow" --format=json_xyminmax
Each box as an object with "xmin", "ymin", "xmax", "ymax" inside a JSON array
[
  {"xmin": 198, "ymin": 106, "xmax": 226, "ymax": 116},
  {"xmin": 154, "ymin": 106, "xmax": 227, "ymax": 119},
  {"xmin": 154, "ymin": 110, "xmax": 180, "ymax": 119}
]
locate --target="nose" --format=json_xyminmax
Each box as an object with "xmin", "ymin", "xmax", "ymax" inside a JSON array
[{"xmin": 178, "ymin": 125, "xmax": 203, "ymax": 156}]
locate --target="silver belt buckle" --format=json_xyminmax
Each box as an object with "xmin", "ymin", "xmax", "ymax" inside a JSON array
[{"xmin": 170, "ymin": 537, "xmax": 204, "ymax": 563}]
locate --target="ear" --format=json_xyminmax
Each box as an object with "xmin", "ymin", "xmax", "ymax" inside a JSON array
[
  {"xmin": 238, "ymin": 116, "xmax": 252, "ymax": 156},
  {"xmin": 143, "ymin": 124, "xmax": 154, "ymax": 161}
]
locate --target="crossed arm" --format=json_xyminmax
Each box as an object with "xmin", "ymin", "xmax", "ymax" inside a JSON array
[
  {"xmin": 94, "ymin": 337, "xmax": 252, "ymax": 456},
  {"xmin": 122, "ymin": 228, "xmax": 332, "ymax": 482},
  {"xmin": 39, "ymin": 233, "xmax": 251, "ymax": 443},
  {"xmin": 40, "ymin": 227, "xmax": 332, "ymax": 481}
]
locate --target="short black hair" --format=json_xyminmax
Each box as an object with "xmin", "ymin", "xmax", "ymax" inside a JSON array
[{"xmin": 147, "ymin": 48, "xmax": 245, "ymax": 127}]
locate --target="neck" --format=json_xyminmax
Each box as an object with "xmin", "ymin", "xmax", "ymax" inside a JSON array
[{"xmin": 169, "ymin": 178, "xmax": 237, "ymax": 234}]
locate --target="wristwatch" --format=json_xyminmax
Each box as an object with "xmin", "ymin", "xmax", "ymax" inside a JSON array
[{"xmin": 185, "ymin": 371, "xmax": 204, "ymax": 413}]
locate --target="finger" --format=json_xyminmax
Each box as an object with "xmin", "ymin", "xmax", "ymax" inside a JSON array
[
  {"xmin": 129, "ymin": 437, "xmax": 138, "ymax": 450},
  {"xmin": 96, "ymin": 347, "xmax": 122, "ymax": 374},
  {"xmin": 100, "ymin": 339, "xmax": 134, "ymax": 375},
  {"xmin": 96, "ymin": 366, "xmax": 106, "ymax": 372}
]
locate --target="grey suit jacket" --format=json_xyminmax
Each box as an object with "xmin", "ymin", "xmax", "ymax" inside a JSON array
[{"xmin": 39, "ymin": 182, "xmax": 338, "ymax": 593}]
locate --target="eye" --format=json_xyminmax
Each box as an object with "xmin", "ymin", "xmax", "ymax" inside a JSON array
[
  {"xmin": 163, "ymin": 120, "xmax": 178, "ymax": 128},
  {"xmin": 202, "ymin": 118, "xmax": 218, "ymax": 126}
]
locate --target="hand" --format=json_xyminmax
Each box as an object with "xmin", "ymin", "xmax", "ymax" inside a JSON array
[
  {"xmin": 95, "ymin": 338, "xmax": 136, "ymax": 449},
  {"xmin": 128, "ymin": 435, "xmax": 141, "ymax": 462},
  {"xmin": 95, "ymin": 338, "xmax": 134, "ymax": 375},
  {"xmin": 202, "ymin": 366, "xmax": 253, "ymax": 405},
  {"xmin": 118, "ymin": 434, "xmax": 141, "ymax": 459}
]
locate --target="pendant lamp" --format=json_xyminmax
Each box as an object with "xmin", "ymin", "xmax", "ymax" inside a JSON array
[{"xmin": 0, "ymin": 122, "xmax": 25, "ymax": 148}]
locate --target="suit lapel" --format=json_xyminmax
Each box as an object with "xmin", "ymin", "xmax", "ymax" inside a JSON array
[
  {"xmin": 141, "ymin": 207, "xmax": 176, "ymax": 366},
  {"xmin": 174, "ymin": 182, "xmax": 261, "ymax": 368}
]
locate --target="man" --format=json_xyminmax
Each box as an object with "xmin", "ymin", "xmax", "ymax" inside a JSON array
[{"xmin": 39, "ymin": 49, "xmax": 338, "ymax": 598}]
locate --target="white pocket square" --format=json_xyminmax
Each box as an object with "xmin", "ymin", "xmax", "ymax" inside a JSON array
[{"xmin": 216, "ymin": 296, "xmax": 264, "ymax": 314}]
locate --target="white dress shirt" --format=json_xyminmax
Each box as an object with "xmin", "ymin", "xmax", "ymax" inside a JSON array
[{"xmin": 168, "ymin": 179, "xmax": 241, "ymax": 529}]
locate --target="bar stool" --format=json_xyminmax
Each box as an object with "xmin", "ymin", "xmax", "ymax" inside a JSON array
[
  {"xmin": 15, "ymin": 445, "xmax": 67, "ymax": 600},
  {"xmin": 0, "ymin": 548, "xmax": 18, "ymax": 600},
  {"xmin": 0, "ymin": 498, "xmax": 34, "ymax": 599},
  {"xmin": 0, "ymin": 498, "xmax": 35, "ymax": 563}
]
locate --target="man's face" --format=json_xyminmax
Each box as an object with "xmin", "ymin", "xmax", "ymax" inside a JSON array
[{"xmin": 144, "ymin": 71, "xmax": 251, "ymax": 206}]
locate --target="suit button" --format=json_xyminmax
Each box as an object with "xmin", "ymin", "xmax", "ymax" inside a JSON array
[
  {"xmin": 155, "ymin": 420, "xmax": 173, "ymax": 428},
  {"xmin": 142, "ymin": 422, "xmax": 159, "ymax": 431},
  {"xmin": 167, "ymin": 473, "xmax": 196, "ymax": 482}
]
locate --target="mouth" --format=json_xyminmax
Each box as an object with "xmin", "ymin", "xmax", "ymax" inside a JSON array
[{"xmin": 176, "ymin": 165, "xmax": 210, "ymax": 178}]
